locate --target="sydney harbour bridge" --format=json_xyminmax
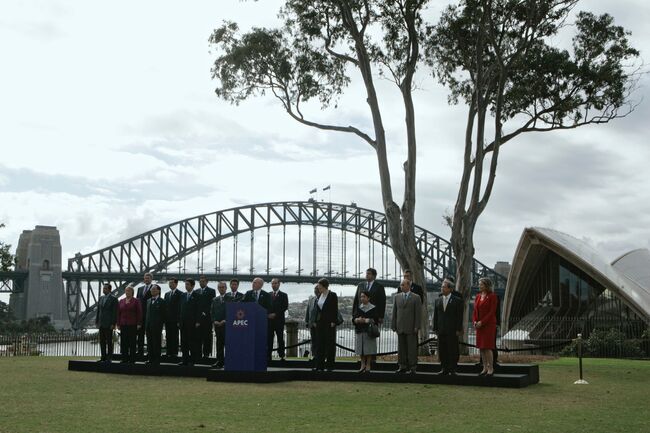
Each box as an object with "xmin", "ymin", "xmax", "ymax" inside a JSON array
[{"xmin": 1, "ymin": 201, "xmax": 506, "ymax": 329}]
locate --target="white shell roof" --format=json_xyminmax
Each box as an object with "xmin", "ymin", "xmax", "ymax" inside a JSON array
[{"xmin": 510, "ymin": 227, "xmax": 650, "ymax": 320}]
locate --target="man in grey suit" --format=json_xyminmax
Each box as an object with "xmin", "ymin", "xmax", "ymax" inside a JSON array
[
  {"xmin": 392, "ymin": 279, "xmax": 422, "ymax": 374},
  {"xmin": 95, "ymin": 283, "xmax": 118, "ymax": 363}
]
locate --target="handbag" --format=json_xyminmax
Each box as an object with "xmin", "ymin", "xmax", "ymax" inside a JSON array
[{"xmin": 367, "ymin": 321, "xmax": 380, "ymax": 339}]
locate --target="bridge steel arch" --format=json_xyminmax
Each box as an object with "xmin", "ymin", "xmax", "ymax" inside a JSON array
[{"xmin": 66, "ymin": 201, "xmax": 505, "ymax": 328}]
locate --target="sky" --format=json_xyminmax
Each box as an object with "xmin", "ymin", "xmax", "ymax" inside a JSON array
[{"xmin": 2, "ymin": 0, "xmax": 650, "ymax": 289}]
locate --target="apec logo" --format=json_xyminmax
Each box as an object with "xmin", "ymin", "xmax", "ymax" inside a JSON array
[{"xmin": 232, "ymin": 309, "xmax": 248, "ymax": 327}]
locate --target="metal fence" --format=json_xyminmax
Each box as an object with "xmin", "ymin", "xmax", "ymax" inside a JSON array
[{"xmin": 1, "ymin": 317, "xmax": 647, "ymax": 359}]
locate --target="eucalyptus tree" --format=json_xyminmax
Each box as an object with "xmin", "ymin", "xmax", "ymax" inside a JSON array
[
  {"xmin": 210, "ymin": 1, "xmax": 432, "ymax": 318},
  {"xmin": 428, "ymin": 0, "xmax": 640, "ymax": 308}
]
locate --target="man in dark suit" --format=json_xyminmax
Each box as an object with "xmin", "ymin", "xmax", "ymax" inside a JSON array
[
  {"xmin": 197, "ymin": 275, "xmax": 216, "ymax": 361},
  {"xmin": 243, "ymin": 277, "xmax": 272, "ymax": 314},
  {"xmin": 95, "ymin": 283, "xmax": 118, "ymax": 363},
  {"xmin": 433, "ymin": 278, "xmax": 463, "ymax": 375},
  {"xmin": 164, "ymin": 277, "xmax": 182, "ymax": 357},
  {"xmin": 136, "ymin": 272, "xmax": 154, "ymax": 356},
  {"xmin": 178, "ymin": 278, "xmax": 201, "ymax": 366},
  {"xmin": 210, "ymin": 282, "xmax": 228, "ymax": 368},
  {"xmin": 268, "ymin": 278, "xmax": 289, "ymax": 361},
  {"xmin": 391, "ymin": 279, "xmax": 422, "ymax": 374},
  {"xmin": 145, "ymin": 284, "xmax": 166, "ymax": 365},
  {"xmin": 353, "ymin": 268, "xmax": 386, "ymax": 323},
  {"xmin": 225, "ymin": 278, "xmax": 244, "ymax": 302}
]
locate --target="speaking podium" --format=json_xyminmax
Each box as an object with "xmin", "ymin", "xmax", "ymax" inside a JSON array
[{"xmin": 225, "ymin": 302, "xmax": 268, "ymax": 371}]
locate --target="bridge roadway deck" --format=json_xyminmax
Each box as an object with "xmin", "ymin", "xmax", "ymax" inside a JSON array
[{"xmin": 68, "ymin": 358, "xmax": 538, "ymax": 389}]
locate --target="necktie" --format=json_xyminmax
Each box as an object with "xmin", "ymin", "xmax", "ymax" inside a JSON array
[
  {"xmin": 255, "ymin": 291, "xmax": 259, "ymax": 302},
  {"xmin": 443, "ymin": 296, "xmax": 448, "ymax": 312}
]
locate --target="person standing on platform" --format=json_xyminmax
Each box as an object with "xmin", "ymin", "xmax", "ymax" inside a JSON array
[
  {"xmin": 197, "ymin": 275, "xmax": 216, "ymax": 362},
  {"xmin": 314, "ymin": 278, "xmax": 338, "ymax": 372},
  {"xmin": 268, "ymin": 278, "xmax": 289, "ymax": 361},
  {"xmin": 95, "ymin": 283, "xmax": 118, "ymax": 363},
  {"xmin": 117, "ymin": 285, "xmax": 142, "ymax": 364},
  {"xmin": 400, "ymin": 270, "xmax": 424, "ymax": 300},
  {"xmin": 304, "ymin": 285, "xmax": 320, "ymax": 360},
  {"xmin": 136, "ymin": 272, "xmax": 154, "ymax": 356},
  {"xmin": 210, "ymin": 282, "xmax": 228, "ymax": 368},
  {"xmin": 353, "ymin": 290, "xmax": 379, "ymax": 373},
  {"xmin": 392, "ymin": 279, "xmax": 422, "ymax": 374},
  {"xmin": 164, "ymin": 277, "xmax": 182, "ymax": 357},
  {"xmin": 433, "ymin": 278, "xmax": 463, "ymax": 375},
  {"xmin": 145, "ymin": 284, "xmax": 166, "ymax": 365},
  {"xmin": 225, "ymin": 278, "xmax": 244, "ymax": 302},
  {"xmin": 353, "ymin": 268, "xmax": 386, "ymax": 324},
  {"xmin": 473, "ymin": 277, "xmax": 498, "ymax": 377},
  {"xmin": 243, "ymin": 277, "xmax": 272, "ymax": 313},
  {"xmin": 179, "ymin": 278, "xmax": 201, "ymax": 366}
]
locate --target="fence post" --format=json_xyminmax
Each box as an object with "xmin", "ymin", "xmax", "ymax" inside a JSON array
[
  {"xmin": 574, "ymin": 333, "xmax": 589, "ymax": 385},
  {"xmin": 285, "ymin": 320, "xmax": 298, "ymax": 358}
]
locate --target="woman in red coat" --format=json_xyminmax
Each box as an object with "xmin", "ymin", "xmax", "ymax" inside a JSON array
[
  {"xmin": 117, "ymin": 285, "xmax": 142, "ymax": 364},
  {"xmin": 473, "ymin": 277, "xmax": 497, "ymax": 376}
]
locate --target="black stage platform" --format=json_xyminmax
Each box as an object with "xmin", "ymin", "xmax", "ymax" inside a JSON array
[{"xmin": 68, "ymin": 358, "xmax": 538, "ymax": 388}]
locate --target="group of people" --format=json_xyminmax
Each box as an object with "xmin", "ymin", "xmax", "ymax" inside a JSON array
[
  {"xmin": 95, "ymin": 268, "xmax": 500, "ymax": 376},
  {"xmin": 95, "ymin": 274, "xmax": 289, "ymax": 368}
]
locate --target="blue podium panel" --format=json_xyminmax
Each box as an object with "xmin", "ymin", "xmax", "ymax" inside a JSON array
[{"xmin": 225, "ymin": 302, "xmax": 267, "ymax": 371}]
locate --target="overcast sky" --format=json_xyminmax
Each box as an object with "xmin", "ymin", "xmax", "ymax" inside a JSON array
[{"xmin": 2, "ymin": 0, "xmax": 650, "ymax": 279}]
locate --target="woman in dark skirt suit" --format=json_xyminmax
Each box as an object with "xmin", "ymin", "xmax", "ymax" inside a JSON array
[
  {"xmin": 314, "ymin": 278, "xmax": 338, "ymax": 371},
  {"xmin": 473, "ymin": 277, "xmax": 498, "ymax": 376}
]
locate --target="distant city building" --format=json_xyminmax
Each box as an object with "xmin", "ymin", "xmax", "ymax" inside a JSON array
[
  {"xmin": 9, "ymin": 226, "xmax": 68, "ymax": 329},
  {"xmin": 503, "ymin": 227, "xmax": 649, "ymax": 342},
  {"xmin": 494, "ymin": 261, "xmax": 511, "ymax": 277}
]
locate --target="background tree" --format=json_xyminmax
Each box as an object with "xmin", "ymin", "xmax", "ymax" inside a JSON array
[
  {"xmin": 210, "ymin": 0, "xmax": 432, "ymax": 332},
  {"xmin": 0, "ymin": 223, "xmax": 15, "ymax": 272},
  {"xmin": 428, "ymin": 0, "xmax": 640, "ymax": 326}
]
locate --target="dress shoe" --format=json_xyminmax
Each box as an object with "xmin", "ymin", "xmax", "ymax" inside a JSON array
[
  {"xmin": 326, "ymin": 368, "xmax": 334, "ymax": 372},
  {"xmin": 449, "ymin": 371, "xmax": 457, "ymax": 376},
  {"xmin": 439, "ymin": 370, "xmax": 450, "ymax": 376},
  {"xmin": 177, "ymin": 361, "xmax": 189, "ymax": 366},
  {"xmin": 395, "ymin": 369, "xmax": 407, "ymax": 374},
  {"xmin": 409, "ymin": 370, "xmax": 417, "ymax": 375},
  {"xmin": 478, "ymin": 371, "xmax": 487, "ymax": 376}
]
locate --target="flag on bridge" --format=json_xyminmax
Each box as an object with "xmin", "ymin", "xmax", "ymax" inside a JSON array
[
  {"xmin": 323, "ymin": 185, "xmax": 331, "ymax": 191},
  {"xmin": 309, "ymin": 188, "xmax": 317, "ymax": 194}
]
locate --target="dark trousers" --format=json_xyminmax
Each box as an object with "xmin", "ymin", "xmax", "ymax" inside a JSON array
[
  {"xmin": 200, "ymin": 319, "xmax": 213, "ymax": 358},
  {"xmin": 146, "ymin": 326, "xmax": 162, "ymax": 363},
  {"xmin": 493, "ymin": 326, "xmax": 499, "ymax": 364},
  {"xmin": 267, "ymin": 320, "xmax": 285, "ymax": 359},
  {"xmin": 120, "ymin": 325, "xmax": 137, "ymax": 363},
  {"xmin": 99, "ymin": 327, "xmax": 114, "ymax": 361},
  {"xmin": 438, "ymin": 333, "xmax": 459, "ymax": 373},
  {"xmin": 165, "ymin": 321, "xmax": 179, "ymax": 356},
  {"xmin": 137, "ymin": 319, "xmax": 146, "ymax": 355},
  {"xmin": 180, "ymin": 322, "xmax": 200, "ymax": 364},
  {"xmin": 214, "ymin": 324, "xmax": 225, "ymax": 364},
  {"xmin": 315, "ymin": 323, "xmax": 336, "ymax": 370}
]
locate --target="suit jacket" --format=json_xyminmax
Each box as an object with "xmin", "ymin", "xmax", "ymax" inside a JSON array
[
  {"xmin": 211, "ymin": 295, "xmax": 227, "ymax": 322},
  {"xmin": 197, "ymin": 286, "xmax": 216, "ymax": 321},
  {"xmin": 316, "ymin": 291, "xmax": 338, "ymax": 326},
  {"xmin": 243, "ymin": 289, "xmax": 272, "ymax": 313},
  {"xmin": 179, "ymin": 290, "xmax": 200, "ymax": 326},
  {"xmin": 305, "ymin": 296, "xmax": 319, "ymax": 328},
  {"xmin": 137, "ymin": 284, "xmax": 153, "ymax": 316},
  {"xmin": 224, "ymin": 291, "xmax": 244, "ymax": 303},
  {"xmin": 432, "ymin": 294, "xmax": 463, "ymax": 335},
  {"xmin": 472, "ymin": 292, "xmax": 498, "ymax": 327},
  {"xmin": 96, "ymin": 294, "xmax": 118, "ymax": 328},
  {"xmin": 398, "ymin": 282, "xmax": 424, "ymax": 301},
  {"xmin": 391, "ymin": 292, "xmax": 422, "ymax": 335},
  {"xmin": 164, "ymin": 289, "xmax": 182, "ymax": 323},
  {"xmin": 269, "ymin": 290, "xmax": 288, "ymax": 323},
  {"xmin": 353, "ymin": 281, "xmax": 386, "ymax": 319},
  {"xmin": 145, "ymin": 297, "xmax": 167, "ymax": 330}
]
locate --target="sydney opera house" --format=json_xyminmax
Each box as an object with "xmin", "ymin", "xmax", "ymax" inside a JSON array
[{"xmin": 502, "ymin": 227, "xmax": 650, "ymax": 342}]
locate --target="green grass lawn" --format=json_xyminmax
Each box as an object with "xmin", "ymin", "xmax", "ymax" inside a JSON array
[{"xmin": 0, "ymin": 357, "xmax": 648, "ymax": 433}]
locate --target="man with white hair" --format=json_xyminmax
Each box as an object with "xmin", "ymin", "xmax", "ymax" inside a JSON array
[{"xmin": 243, "ymin": 277, "xmax": 273, "ymax": 315}]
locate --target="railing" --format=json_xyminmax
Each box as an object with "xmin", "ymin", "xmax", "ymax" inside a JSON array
[{"xmin": 1, "ymin": 317, "xmax": 647, "ymax": 359}]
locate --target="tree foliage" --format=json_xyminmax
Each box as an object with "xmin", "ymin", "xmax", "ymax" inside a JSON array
[
  {"xmin": 427, "ymin": 0, "xmax": 640, "ymax": 297},
  {"xmin": 0, "ymin": 223, "xmax": 15, "ymax": 272}
]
